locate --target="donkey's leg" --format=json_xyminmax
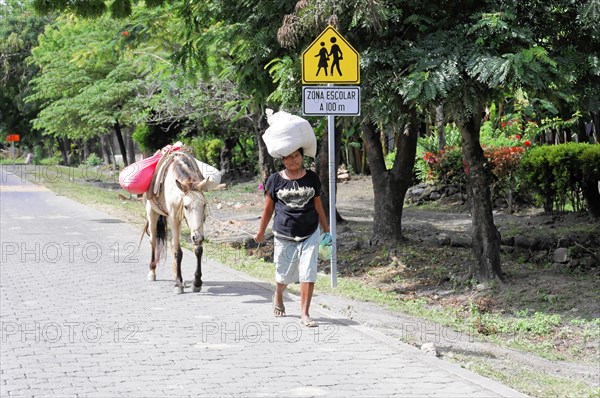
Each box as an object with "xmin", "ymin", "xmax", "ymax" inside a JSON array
[
  {"xmin": 146, "ymin": 206, "xmax": 159, "ymax": 282},
  {"xmin": 192, "ymin": 245, "xmax": 203, "ymax": 292},
  {"xmin": 171, "ymin": 218, "xmax": 185, "ymax": 294}
]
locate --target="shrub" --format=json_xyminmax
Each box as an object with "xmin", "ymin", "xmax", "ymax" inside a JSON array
[
  {"xmin": 422, "ymin": 146, "xmax": 466, "ymax": 185},
  {"xmin": 33, "ymin": 145, "xmax": 44, "ymax": 164},
  {"xmin": 188, "ymin": 136, "xmax": 223, "ymax": 167},
  {"xmin": 485, "ymin": 146, "xmax": 526, "ymax": 212},
  {"xmin": 521, "ymin": 143, "xmax": 599, "ymax": 213},
  {"xmin": 85, "ymin": 153, "xmax": 103, "ymax": 167},
  {"xmin": 39, "ymin": 156, "xmax": 61, "ymax": 166}
]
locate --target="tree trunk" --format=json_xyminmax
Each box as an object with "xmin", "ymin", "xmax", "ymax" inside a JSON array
[
  {"xmin": 114, "ymin": 119, "xmax": 128, "ymax": 167},
  {"xmin": 362, "ymin": 111, "xmax": 418, "ymax": 242},
  {"xmin": 219, "ymin": 137, "xmax": 237, "ymax": 181},
  {"xmin": 82, "ymin": 140, "xmax": 90, "ymax": 161},
  {"xmin": 592, "ymin": 111, "xmax": 599, "ymax": 144},
  {"xmin": 57, "ymin": 138, "xmax": 69, "ymax": 165},
  {"xmin": 256, "ymin": 113, "xmax": 275, "ymax": 183},
  {"xmin": 582, "ymin": 177, "xmax": 600, "ymax": 218},
  {"xmin": 457, "ymin": 103, "xmax": 503, "ymax": 282},
  {"xmin": 436, "ymin": 104, "xmax": 446, "ymax": 150},
  {"xmin": 316, "ymin": 122, "xmax": 343, "ymax": 222},
  {"xmin": 126, "ymin": 130, "xmax": 136, "ymax": 165},
  {"xmin": 100, "ymin": 134, "xmax": 112, "ymax": 165}
]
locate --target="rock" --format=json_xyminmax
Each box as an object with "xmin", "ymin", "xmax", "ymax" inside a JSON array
[
  {"xmin": 420, "ymin": 342, "xmax": 439, "ymax": 357},
  {"xmin": 338, "ymin": 173, "xmax": 350, "ymax": 181},
  {"xmin": 532, "ymin": 251, "xmax": 548, "ymax": 262},
  {"xmin": 581, "ymin": 257, "xmax": 598, "ymax": 268},
  {"xmin": 345, "ymin": 240, "xmax": 358, "ymax": 251},
  {"xmin": 450, "ymin": 237, "xmax": 471, "ymax": 248},
  {"xmin": 445, "ymin": 185, "xmax": 459, "ymax": 196},
  {"xmin": 514, "ymin": 235, "xmax": 535, "ymax": 249},
  {"xmin": 570, "ymin": 256, "xmax": 597, "ymax": 269},
  {"xmin": 537, "ymin": 236, "xmax": 555, "ymax": 250},
  {"xmin": 552, "ymin": 248, "xmax": 569, "ymax": 263},
  {"xmin": 430, "ymin": 192, "xmax": 442, "ymax": 200},
  {"xmin": 409, "ymin": 187, "xmax": 425, "ymax": 197},
  {"xmin": 437, "ymin": 233, "xmax": 451, "ymax": 246},
  {"xmin": 500, "ymin": 245, "xmax": 515, "ymax": 254},
  {"xmin": 417, "ymin": 186, "xmax": 438, "ymax": 201},
  {"xmin": 501, "ymin": 236, "xmax": 515, "ymax": 246},
  {"xmin": 475, "ymin": 283, "xmax": 488, "ymax": 292}
]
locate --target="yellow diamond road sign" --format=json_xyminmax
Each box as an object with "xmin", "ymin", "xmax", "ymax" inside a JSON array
[{"xmin": 302, "ymin": 26, "xmax": 359, "ymax": 85}]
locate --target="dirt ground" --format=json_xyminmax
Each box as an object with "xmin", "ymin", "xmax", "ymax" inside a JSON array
[{"xmin": 203, "ymin": 175, "xmax": 600, "ymax": 392}]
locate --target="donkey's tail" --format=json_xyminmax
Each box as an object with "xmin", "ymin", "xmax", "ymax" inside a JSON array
[
  {"xmin": 139, "ymin": 215, "xmax": 168, "ymax": 264},
  {"xmin": 155, "ymin": 215, "xmax": 167, "ymax": 263}
]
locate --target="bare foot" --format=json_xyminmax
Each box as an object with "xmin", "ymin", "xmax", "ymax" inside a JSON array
[{"xmin": 273, "ymin": 295, "xmax": 285, "ymax": 317}]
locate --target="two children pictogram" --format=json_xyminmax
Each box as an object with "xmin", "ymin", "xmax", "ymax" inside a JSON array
[{"xmin": 315, "ymin": 37, "xmax": 343, "ymax": 77}]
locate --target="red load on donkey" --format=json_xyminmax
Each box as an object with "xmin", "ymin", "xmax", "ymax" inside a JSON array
[
  {"xmin": 119, "ymin": 142, "xmax": 222, "ymax": 194},
  {"xmin": 118, "ymin": 143, "xmax": 182, "ymax": 194}
]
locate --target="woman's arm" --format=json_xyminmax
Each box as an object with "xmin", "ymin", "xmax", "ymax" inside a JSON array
[
  {"xmin": 314, "ymin": 196, "xmax": 330, "ymax": 233},
  {"xmin": 254, "ymin": 193, "xmax": 275, "ymax": 243}
]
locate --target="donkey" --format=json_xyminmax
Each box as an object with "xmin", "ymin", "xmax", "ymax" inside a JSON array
[{"xmin": 144, "ymin": 152, "xmax": 208, "ymax": 294}]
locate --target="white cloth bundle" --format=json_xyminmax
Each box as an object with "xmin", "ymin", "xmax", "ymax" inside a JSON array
[
  {"xmin": 262, "ymin": 109, "xmax": 317, "ymax": 158},
  {"xmin": 195, "ymin": 159, "xmax": 222, "ymax": 191}
]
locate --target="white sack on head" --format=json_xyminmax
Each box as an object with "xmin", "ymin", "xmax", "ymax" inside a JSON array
[
  {"xmin": 195, "ymin": 159, "xmax": 222, "ymax": 191},
  {"xmin": 262, "ymin": 109, "xmax": 317, "ymax": 158}
]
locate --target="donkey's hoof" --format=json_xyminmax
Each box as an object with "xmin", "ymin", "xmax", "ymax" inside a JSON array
[
  {"xmin": 193, "ymin": 284, "xmax": 202, "ymax": 293},
  {"xmin": 174, "ymin": 285, "xmax": 184, "ymax": 294},
  {"xmin": 147, "ymin": 272, "xmax": 156, "ymax": 282}
]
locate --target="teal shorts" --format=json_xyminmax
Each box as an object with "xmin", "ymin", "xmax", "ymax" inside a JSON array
[{"xmin": 273, "ymin": 228, "xmax": 319, "ymax": 284}]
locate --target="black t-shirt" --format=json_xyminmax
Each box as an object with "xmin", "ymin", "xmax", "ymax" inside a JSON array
[{"xmin": 265, "ymin": 170, "xmax": 322, "ymax": 240}]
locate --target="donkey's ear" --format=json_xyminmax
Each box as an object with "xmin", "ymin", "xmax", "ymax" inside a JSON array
[
  {"xmin": 175, "ymin": 180, "xmax": 188, "ymax": 193},
  {"xmin": 194, "ymin": 180, "xmax": 209, "ymax": 192}
]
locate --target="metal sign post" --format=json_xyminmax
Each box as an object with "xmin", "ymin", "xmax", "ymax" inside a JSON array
[
  {"xmin": 327, "ymin": 110, "xmax": 337, "ymax": 287},
  {"xmin": 6, "ymin": 134, "xmax": 20, "ymax": 160}
]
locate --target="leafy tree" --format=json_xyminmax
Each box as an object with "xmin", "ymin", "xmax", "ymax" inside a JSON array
[
  {"xmin": 172, "ymin": 1, "xmax": 302, "ymax": 180},
  {"xmin": 27, "ymin": 16, "xmax": 130, "ymax": 164},
  {"xmin": 0, "ymin": 0, "xmax": 51, "ymax": 150},
  {"xmin": 30, "ymin": 0, "xmax": 287, "ymax": 178}
]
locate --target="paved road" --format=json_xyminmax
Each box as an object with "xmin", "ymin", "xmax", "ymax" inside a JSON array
[{"xmin": 0, "ymin": 166, "xmax": 526, "ymax": 397}]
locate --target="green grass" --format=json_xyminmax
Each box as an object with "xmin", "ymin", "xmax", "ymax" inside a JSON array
[{"xmin": 448, "ymin": 354, "xmax": 600, "ymax": 398}]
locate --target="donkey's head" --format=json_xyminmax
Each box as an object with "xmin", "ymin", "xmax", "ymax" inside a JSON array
[{"xmin": 176, "ymin": 179, "xmax": 208, "ymax": 246}]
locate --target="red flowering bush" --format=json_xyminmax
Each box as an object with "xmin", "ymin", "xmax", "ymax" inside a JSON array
[
  {"xmin": 421, "ymin": 146, "xmax": 465, "ymax": 185},
  {"xmin": 486, "ymin": 146, "xmax": 526, "ymax": 180},
  {"xmin": 485, "ymin": 146, "xmax": 527, "ymax": 212},
  {"xmin": 421, "ymin": 144, "xmax": 530, "ymax": 211}
]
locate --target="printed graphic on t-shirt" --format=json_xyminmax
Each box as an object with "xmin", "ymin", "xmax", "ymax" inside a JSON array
[{"xmin": 277, "ymin": 185, "xmax": 315, "ymax": 208}]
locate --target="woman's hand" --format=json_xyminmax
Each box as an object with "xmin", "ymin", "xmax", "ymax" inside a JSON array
[{"xmin": 254, "ymin": 231, "xmax": 265, "ymax": 244}]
